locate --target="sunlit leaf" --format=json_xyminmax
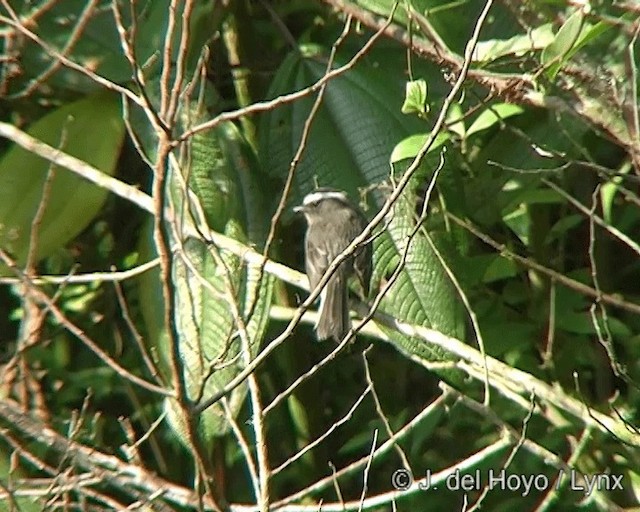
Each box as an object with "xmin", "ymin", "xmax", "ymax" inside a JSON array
[
  {"xmin": 542, "ymin": 9, "xmax": 585, "ymax": 78},
  {"xmin": 446, "ymin": 102, "xmax": 465, "ymax": 139},
  {"xmin": 0, "ymin": 92, "xmax": 125, "ymax": 274},
  {"xmin": 466, "ymin": 103, "xmax": 524, "ymax": 137},
  {"xmin": 390, "ymin": 132, "xmax": 449, "ymax": 164},
  {"xmin": 401, "ymin": 79, "xmax": 429, "ymax": 118},
  {"xmin": 473, "ymin": 24, "xmax": 554, "ymax": 62}
]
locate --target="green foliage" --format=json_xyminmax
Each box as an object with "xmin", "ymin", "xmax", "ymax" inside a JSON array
[
  {"xmin": 401, "ymin": 79, "xmax": 429, "ymax": 118},
  {"xmin": 473, "ymin": 24, "xmax": 555, "ymax": 63},
  {"xmin": 390, "ymin": 132, "xmax": 449, "ymax": 163},
  {"xmin": 0, "ymin": 91, "xmax": 125, "ymax": 274},
  {"xmin": 541, "ymin": 8, "xmax": 586, "ymax": 78},
  {"xmin": 5, "ymin": 0, "xmax": 216, "ymax": 97},
  {"xmin": 139, "ymin": 117, "xmax": 273, "ymax": 441},
  {"xmin": 259, "ymin": 44, "xmax": 425, "ymax": 197},
  {"xmin": 2, "ymin": 1, "xmax": 640, "ymax": 511},
  {"xmin": 260, "ymin": 45, "xmax": 466, "ymax": 380},
  {"xmin": 466, "ymin": 104, "xmax": 525, "ymax": 138}
]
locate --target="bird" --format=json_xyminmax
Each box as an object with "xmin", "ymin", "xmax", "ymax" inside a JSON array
[{"xmin": 294, "ymin": 188, "xmax": 372, "ymax": 341}]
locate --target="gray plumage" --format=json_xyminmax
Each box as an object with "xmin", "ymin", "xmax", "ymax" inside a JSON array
[{"xmin": 295, "ymin": 189, "xmax": 372, "ymax": 341}]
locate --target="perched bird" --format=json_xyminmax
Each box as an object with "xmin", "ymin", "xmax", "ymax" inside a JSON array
[{"xmin": 294, "ymin": 188, "xmax": 372, "ymax": 341}]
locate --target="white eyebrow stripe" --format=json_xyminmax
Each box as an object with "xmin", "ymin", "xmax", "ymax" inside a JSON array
[{"xmin": 303, "ymin": 190, "xmax": 348, "ymax": 205}]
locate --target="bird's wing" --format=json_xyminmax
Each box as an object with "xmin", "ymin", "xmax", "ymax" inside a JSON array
[{"xmin": 305, "ymin": 235, "xmax": 331, "ymax": 290}]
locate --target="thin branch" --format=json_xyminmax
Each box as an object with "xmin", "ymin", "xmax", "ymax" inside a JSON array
[
  {"xmin": 167, "ymin": 0, "xmax": 195, "ymax": 123},
  {"xmin": 272, "ymin": 385, "xmax": 371, "ymax": 476},
  {"xmin": 542, "ymin": 177, "xmax": 640, "ymax": 257},
  {"xmin": 0, "ymin": 259, "xmax": 159, "ymax": 285},
  {"xmin": 274, "ymin": 391, "xmax": 454, "ymax": 507},
  {"xmin": 362, "ymin": 349, "xmax": 412, "ymax": 473},
  {"xmin": 0, "ymin": 13, "xmax": 141, "ymax": 104},
  {"xmin": 12, "ymin": 0, "xmax": 100, "ymax": 98},
  {"xmin": 0, "ymin": 250, "xmax": 172, "ymax": 398},
  {"xmin": 446, "ymin": 212, "xmax": 640, "ymax": 315},
  {"xmin": 357, "ymin": 429, "xmax": 378, "ymax": 511},
  {"xmin": 159, "ymin": 0, "xmax": 179, "ymax": 119}
]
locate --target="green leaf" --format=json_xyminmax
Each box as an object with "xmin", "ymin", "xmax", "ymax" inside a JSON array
[
  {"xmin": 390, "ymin": 132, "xmax": 449, "ymax": 164},
  {"xmin": 0, "ymin": 91, "xmax": 125, "ymax": 274},
  {"xmin": 287, "ymin": 394, "xmax": 311, "ymax": 439},
  {"xmin": 556, "ymin": 311, "xmax": 628, "ymax": 336},
  {"xmin": 463, "ymin": 254, "xmax": 519, "ymax": 285},
  {"xmin": 501, "ymin": 186, "xmax": 564, "ymax": 246},
  {"xmin": 373, "ymin": 194, "xmax": 465, "ymax": 360},
  {"xmin": 600, "ymin": 152, "xmax": 631, "ymax": 224},
  {"xmin": 543, "ymin": 19, "xmax": 610, "ymax": 81},
  {"xmin": 446, "ymin": 102, "xmax": 465, "ymax": 139},
  {"xmin": 466, "ymin": 103, "xmax": 525, "ymax": 137},
  {"xmin": 473, "ymin": 24, "xmax": 555, "ymax": 63},
  {"xmin": 572, "ymin": 20, "xmax": 610, "ymax": 53},
  {"xmin": 401, "ymin": 79, "xmax": 429, "ymax": 118},
  {"xmin": 260, "ymin": 45, "xmax": 424, "ymax": 196},
  {"xmin": 544, "ymin": 214, "xmax": 582, "ymax": 244},
  {"xmin": 542, "ymin": 9, "xmax": 585, "ymax": 78},
  {"xmin": 167, "ymin": 236, "xmax": 271, "ymax": 440},
  {"xmin": 502, "ymin": 204, "xmax": 530, "ymax": 246}
]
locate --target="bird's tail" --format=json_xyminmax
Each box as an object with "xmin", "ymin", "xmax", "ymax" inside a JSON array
[{"xmin": 316, "ymin": 274, "xmax": 350, "ymax": 342}]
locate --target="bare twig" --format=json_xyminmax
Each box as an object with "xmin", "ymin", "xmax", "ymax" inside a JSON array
[
  {"xmin": 0, "ymin": 250, "xmax": 171, "ymax": 397},
  {"xmin": 446, "ymin": 212, "xmax": 640, "ymax": 315},
  {"xmin": 272, "ymin": 385, "xmax": 371, "ymax": 476},
  {"xmin": 12, "ymin": 0, "xmax": 100, "ymax": 98},
  {"xmin": 0, "ymin": 12, "xmax": 141, "ymax": 104},
  {"xmin": 542, "ymin": 177, "xmax": 640, "ymax": 257}
]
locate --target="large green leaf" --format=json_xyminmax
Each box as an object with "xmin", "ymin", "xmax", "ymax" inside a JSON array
[
  {"xmin": 260, "ymin": 44, "xmax": 427, "ymax": 204},
  {"xmin": 0, "ymin": 91, "xmax": 125, "ymax": 274},
  {"xmin": 139, "ymin": 119, "xmax": 273, "ymax": 441},
  {"xmin": 259, "ymin": 46, "xmax": 466, "ymax": 381}
]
